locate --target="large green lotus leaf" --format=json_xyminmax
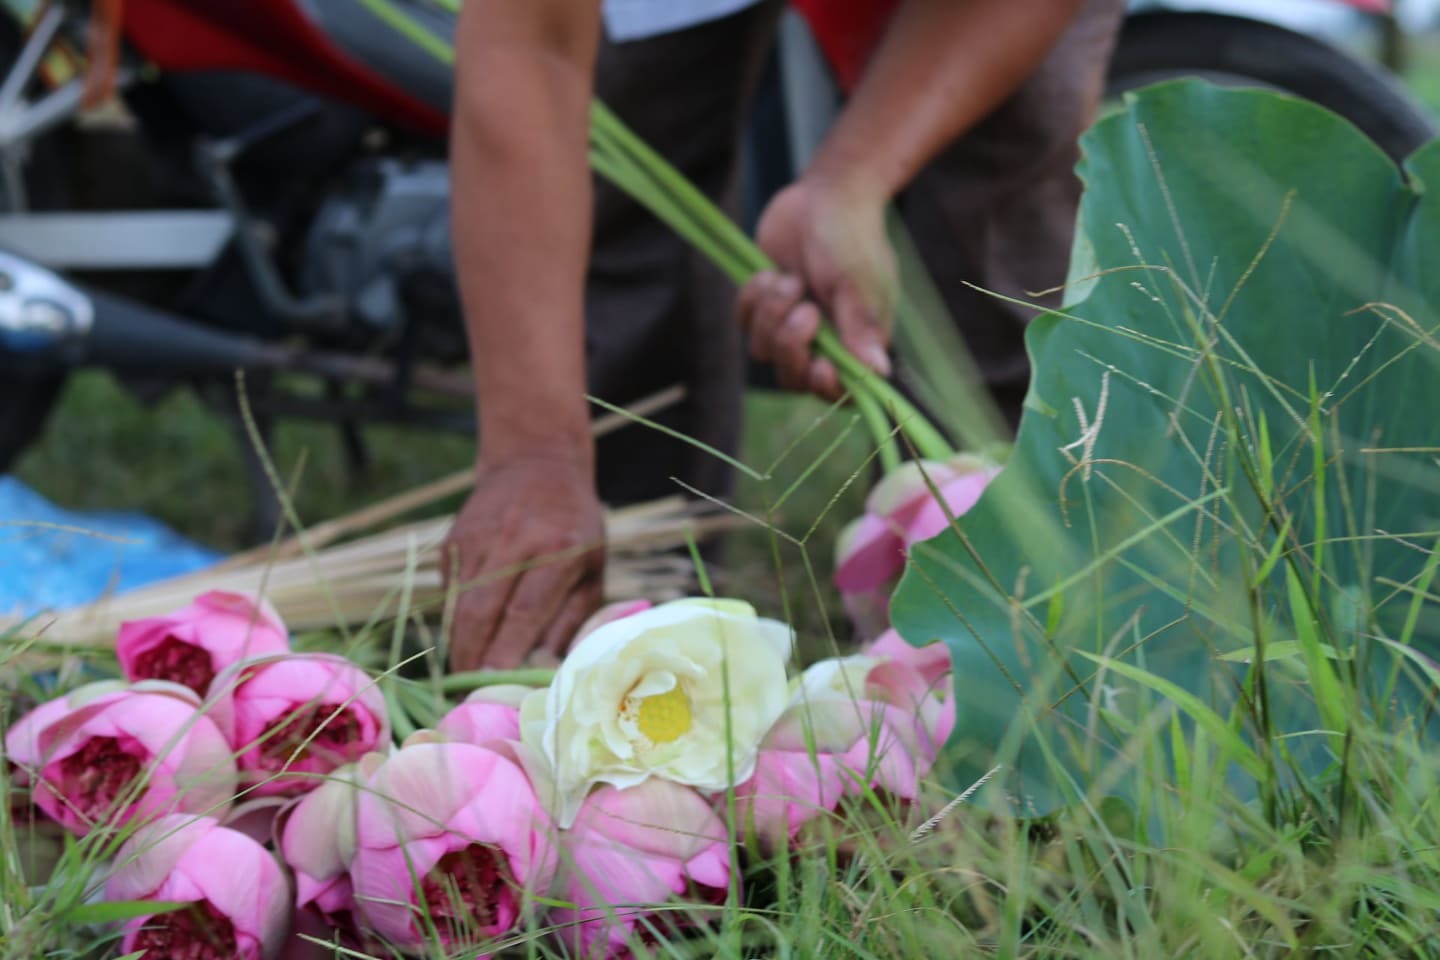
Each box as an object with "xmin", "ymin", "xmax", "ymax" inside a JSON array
[{"xmin": 891, "ymin": 80, "xmax": 1440, "ymax": 814}]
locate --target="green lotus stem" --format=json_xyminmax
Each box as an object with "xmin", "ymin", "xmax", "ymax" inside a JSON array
[
  {"xmin": 589, "ymin": 146, "xmax": 755, "ymax": 285},
  {"xmin": 440, "ymin": 668, "xmax": 557, "ymax": 695},
  {"xmin": 592, "ymin": 109, "xmax": 954, "ymax": 463},
  {"xmin": 590, "ymin": 125, "xmax": 763, "ymax": 285},
  {"xmin": 384, "ymin": 686, "xmax": 419, "ymax": 741},
  {"xmin": 591, "ymin": 103, "xmax": 767, "ymax": 275},
  {"xmin": 358, "ymin": 0, "xmax": 454, "ymax": 64},
  {"xmin": 814, "ymin": 328, "xmax": 953, "ymax": 461},
  {"xmin": 846, "ymin": 371, "xmax": 901, "ymax": 472},
  {"xmin": 395, "ymin": 679, "xmax": 442, "ymax": 729}
]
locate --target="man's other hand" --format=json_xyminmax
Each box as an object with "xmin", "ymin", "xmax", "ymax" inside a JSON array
[{"xmin": 737, "ymin": 177, "xmax": 896, "ymax": 400}]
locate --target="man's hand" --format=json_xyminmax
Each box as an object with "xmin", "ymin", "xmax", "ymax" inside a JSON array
[
  {"xmin": 737, "ymin": 0, "xmax": 1089, "ymax": 403},
  {"xmin": 444, "ymin": 455, "xmax": 605, "ymax": 671},
  {"xmin": 737, "ymin": 177, "xmax": 896, "ymax": 401}
]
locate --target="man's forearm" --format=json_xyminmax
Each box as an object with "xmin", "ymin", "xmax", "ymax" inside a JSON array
[
  {"xmin": 451, "ymin": 2, "xmax": 602, "ymax": 466},
  {"xmin": 807, "ymin": 0, "xmax": 1086, "ymax": 199}
]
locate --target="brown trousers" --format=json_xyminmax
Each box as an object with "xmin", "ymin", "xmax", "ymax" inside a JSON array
[{"xmin": 586, "ymin": 0, "xmax": 1127, "ymax": 506}]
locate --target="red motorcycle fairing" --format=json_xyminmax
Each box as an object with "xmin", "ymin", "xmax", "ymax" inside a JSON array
[{"xmin": 120, "ymin": 0, "xmax": 449, "ymax": 135}]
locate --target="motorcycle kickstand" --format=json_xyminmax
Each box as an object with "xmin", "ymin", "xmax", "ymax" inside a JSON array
[
  {"xmin": 206, "ymin": 377, "xmax": 285, "ymax": 544},
  {"xmin": 327, "ymin": 380, "xmax": 371, "ymax": 478},
  {"xmin": 238, "ymin": 413, "xmax": 285, "ymax": 545}
]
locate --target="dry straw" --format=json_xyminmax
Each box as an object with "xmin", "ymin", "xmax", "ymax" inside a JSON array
[{"xmin": 4, "ymin": 386, "xmax": 743, "ymax": 654}]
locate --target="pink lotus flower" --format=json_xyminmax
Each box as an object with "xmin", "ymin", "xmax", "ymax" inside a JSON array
[
  {"xmin": 834, "ymin": 456, "xmax": 998, "ymax": 631},
  {"xmin": 221, "ymin": 796, "xmax": 295, "ymax": 847},
  {"xmin": 735, "ymin": 631, "xmax": 954, "ymax": 841},
  {"xmin": 4, "ymin": 686, "xmax": 85, "ymax": 784},
  {"xmin": 106, "ymin": 813, "xmax": 290, "ymax": 960},
  {"xmin": 117, "ymin": 591, "xmax": 290, "ymax": 696},
  {"xmin": 574, "ymin": 599, "xmax": 653, "ymax": 641},
  {"xmin": 864, "ymin": 629, "xmax": 955, "ymax": 762},
  {"xmin": 552, "ymin": 777, "xmax": 732, "ymax": 958},
  {"xmin": 278, "ymin": 761, "xmax": 371, "ymax": 936},
  {"xmin": 10, "ymin": 681, "xmax": 236, "ymax": 836},
  {"xmin": 211, "ymin": 653, "xmax": 388, "ymax": 796},
  {"xmin": 732, "ymin": 715, "xmax": 852, "ymax": 842},
  {"xmin": 350, "ymin": 741, "xmax": 557, "ymax": 952},
  {"xmin": 3, "ymin": 691, "xmax": 79, "ymax": 879},
  {"xmin": 434, "ymin": 685, "xmax": 530, "ymax": 747}
]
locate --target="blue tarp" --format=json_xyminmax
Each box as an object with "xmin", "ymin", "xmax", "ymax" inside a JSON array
[{"xmin": 0, "ymin": 476, "xmax": 221, "ymax": 617}]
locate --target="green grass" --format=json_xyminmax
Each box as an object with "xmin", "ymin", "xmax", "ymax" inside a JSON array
[
  {"xmin": 13, "ymin": 373, "xmax": 476, "ymax": 549},
  {"xmin": 11, "ymin": 375, "xmax": 860, "ymax": 552}
]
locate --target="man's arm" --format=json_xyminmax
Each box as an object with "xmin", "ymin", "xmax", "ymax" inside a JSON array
[
  {"xmin": 445, "ymin": 0, "xmax": 606, "ymax": 671},
  {"xmin": 739, "ymin": 0, "xmax": 1088, "ymax": 396},
  {"xmin": 811, "ymin": 0, "xmax": 1086, "ymax": 201}
]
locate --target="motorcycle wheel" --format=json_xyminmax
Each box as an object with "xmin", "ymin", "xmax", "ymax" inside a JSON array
[
  {"xmin": 1107, "ymin": 12, "xmax": 1437, "ymax": 164},
  {"xmin": 0, "ymin": 15, "xmax": 67, "ymax": 474}
]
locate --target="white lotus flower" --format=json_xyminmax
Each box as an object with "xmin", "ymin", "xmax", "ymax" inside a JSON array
[
  {"xmin": 791, "ymin": 654, "xmax": 886, "ymax": 708},
  {"xmin": 526, "ymin": 598, "xmax": 793, "ymax": 827}
]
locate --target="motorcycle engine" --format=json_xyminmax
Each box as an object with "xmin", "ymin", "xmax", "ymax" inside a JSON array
[{"xmin": 302, "ymin": 158, "xmax": 467, "ymax": 362}]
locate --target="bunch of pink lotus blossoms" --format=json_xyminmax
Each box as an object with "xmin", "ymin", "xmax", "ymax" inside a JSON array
[
  {"xmin": 5, "ymin": 590, "xmax": 957, "ymax": 958},
  {"xmin": 6, "ymin": 591, "xmax": 390, "ymax": 958},
  {"xmin": 835, "ymin": 454, "xmax": 1001, "ymax": 639}
]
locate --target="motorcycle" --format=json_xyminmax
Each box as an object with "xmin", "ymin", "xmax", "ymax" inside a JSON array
[
  {"xmin": 0, "ymin": 0, "xmax": 1433, "ymax": 532},
  {"xmin": 0, "ymin": 0, "xmax": 467, "ymax": 523}
]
